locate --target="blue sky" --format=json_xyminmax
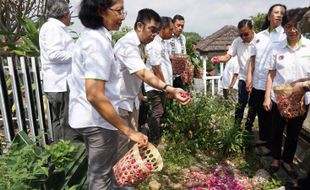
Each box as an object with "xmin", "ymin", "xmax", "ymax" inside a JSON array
[{"xmin": 70, "ymin": 0, "xmax": 309, "ymax": 37}]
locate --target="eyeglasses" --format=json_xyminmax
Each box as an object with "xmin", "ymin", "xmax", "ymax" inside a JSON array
[
  {"xmin": 284, "ymin": 24, "xmax": 300, "ymax": 32},
  {"xmin": 142, "ymin": 22, "xmax": 159, "ymax": 34},
  {"xmin": 108, "ymin": 8, "xmax": 127, "ymax": 17},
  {"xmin": 239, "ymin": 32, "xmax": 250, "ymax": 38}
]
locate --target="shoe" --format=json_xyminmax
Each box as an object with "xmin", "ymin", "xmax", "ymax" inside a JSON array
[
  {"xmin": 253, "ymin": 142, "xmax": 268, "ymax": 148},
  {"xmin": 255, "ymin": 146, "xmax": 271, "ymax": 157},
  {"xmin": 282, "ymin": 162, "xmax": 298, "ymax": 179},
  {"xmin": 269, "ymin": 164, "xmax": 280, "ymax": 173}
]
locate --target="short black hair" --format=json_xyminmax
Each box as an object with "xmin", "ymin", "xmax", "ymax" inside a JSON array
[
  {"xmin": 159, "ymin": 16, "xmax": 172, "ymax": 30},
  {"xmin": 237, "ymin": 19, "xmax": 253, "ymax": 29},
  {"xmin": 134, "ymin": 8, "xmax": 161, "ymax": 30},
  {"xmin": 172, "ymin": 14, "xmax": 184, "ymax": 23},
  {"xmin": 261, "ymin": 4, "xmax": 287, "ymax": 30},
  {"xmin": 79, "ymin": 0, "xmax": 116, "ymax": 29}
]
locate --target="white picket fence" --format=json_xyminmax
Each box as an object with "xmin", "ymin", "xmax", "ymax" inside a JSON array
[{"xmin": 193, "ymin": 56, "xmax": 224, "ymax": 96}]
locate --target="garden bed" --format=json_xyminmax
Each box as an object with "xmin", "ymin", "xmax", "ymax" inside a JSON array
[{"xmin": 136, "ymin": 96, "xmax": 288, "ymax": 190}]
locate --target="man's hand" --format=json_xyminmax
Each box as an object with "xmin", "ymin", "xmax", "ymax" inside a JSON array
[
  {"xmin": 228, "ymin": 86, "xmax": 233, "ymax": 94},
  {"xmin": 246, "ymin": 79, "xmax": 253, "ymax": 93},
  {"xmin": 172, "ymin": 88, "xmax": 191, "ymax": 105},
  {"xmin": 210, "ymin": 57, "xmax": 220, "ymax": 64},
  {"xmin": 127, "ymin": 129, "xmax": 148, "ymax": 148},
  {"xmin": 165, "ymin": 92, "xmax": 174, "ymax": 100},
  {"xmin": 263, "ymin": 97, "xmax": 272, "ymax": 111}
]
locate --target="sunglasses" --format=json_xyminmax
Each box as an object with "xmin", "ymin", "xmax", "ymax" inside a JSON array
[
  {"xmin": 142, "ymin": 22, "xmax": 160, "ymax": 34},
  {"xmin": 239, "ymin": 32, "xmax": 250, "ymax": 38}
]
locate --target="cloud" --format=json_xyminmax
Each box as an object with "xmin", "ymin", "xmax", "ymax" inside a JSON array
[{"xmin": 70, "ymin": 0, "xmax": 309, "ymax": 37}]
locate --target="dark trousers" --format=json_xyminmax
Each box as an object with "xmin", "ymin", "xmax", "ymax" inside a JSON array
[
  {"xmin": 271, "ymin": 102, "xmax": 308, "ymax": 163},
  {"xmin": 76, "ymin": 127, "xmax": 118, "ymax": 190},
  {"xmin": 146, "ymin": 90, "xmax": 165, "ymax": 144},
  {"xmin": 46, "ymin": 91, "xmax": 82, "ymax": 142},
  {"xmin": 234, "ymin": 80, "xmax": 256, "ymax": 131},
  {"xmin": 173, "ymin": 76, "xmax": 183, "ymax": 88},
  {"xmin": 251, "ymin": 88, "xmax": 272, "ymax": 147}
]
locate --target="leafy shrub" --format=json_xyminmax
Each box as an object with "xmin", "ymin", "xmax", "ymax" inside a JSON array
[
  {"xmin": 0, "ymin": 140, "xmax": 78, "ymax": 189},
  {"xmin": 0, "ymin": 143, "xmax": 50, "ymax": 189},
  {"xmin": 162, "ymin": 95, "xmax": 245, "ymax": 157},
  {"xmin": 45, "ymin": 140, "xmax": 78, "ymax": 169}
]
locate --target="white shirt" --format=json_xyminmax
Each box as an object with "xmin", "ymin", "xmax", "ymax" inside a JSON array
[
  {"xmin": 39, "ymin": 18, "xmax": 74, "ymax": 92},
  {"xmin": 144, "ymin": 35, "xmax": 173, "ymax": 92},
  {"xmin": 222, "ymin": 56, "xmax": 239, "ymax": 89},
  {"xmin": 68, "ymin": 27, "xmax": 121, "ymax": 130},
  {"xmin": 265, "ymin": 37, "xmax": 310, "ymax": 104},
  {"xmin": 114, "ymin": 31, "xmax": 146, "ymax": 112},
  {"xmin": 167, "ymin": 33, "xmax": 187, "ymax": 55},
  {"xmin": 251, "ymin": 26, "xmax": 286, "ymax": 90},
  {"xmin": 228, "ymin": 35, "xmax": 256, "ymax": 81}
]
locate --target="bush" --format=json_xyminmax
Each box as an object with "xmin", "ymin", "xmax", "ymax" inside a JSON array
[{"xmin": 162, "ymin": 95, "xmax": 245, "ymax": 157}]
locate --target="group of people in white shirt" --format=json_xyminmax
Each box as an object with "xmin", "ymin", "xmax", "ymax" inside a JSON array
[
  {"xmin": 212, "ymin": 4, "xmax": 310, "ymax": 187},
  {"xmin": 39, "ymin": 0, "xmax": 310, "ymax": 188},
  {"xmin": 39, "ymin": 0, "xmax": 191, "ymax": 189}
]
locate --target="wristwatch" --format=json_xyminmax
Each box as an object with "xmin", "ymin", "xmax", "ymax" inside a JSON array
[
  {"xmin": 162, "ymin": 84, "xmax": 171, "ymax": 92},
  {"xmin": 302, "ymin": 81, "xmax": 310, "ymax": 92}
]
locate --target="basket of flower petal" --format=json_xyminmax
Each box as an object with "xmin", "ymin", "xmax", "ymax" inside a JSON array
[
  {"xmin": 113, "ymin": 143, "xmax": 163, "ymax": 187},
  {"xmin": 274, "ymin": 83, "xmax": 306, "ymax": 119},
  {"xmin": 170, "ymin": 53, "xmax": 191, "ymax": 75}
]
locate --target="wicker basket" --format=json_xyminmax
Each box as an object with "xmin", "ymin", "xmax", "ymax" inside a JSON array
[
  {"xmin": 113, "ymin": 143, "xmax": 163, "ymax": 187},
  {"xmin": 180, "ymin": 63, "xmax": 194, "ymax": 85},
  {"xmin": 170, "ymin": 54, "xmax": 190, "ymax": 75},
  {"xmin": 273, "ymin": 84, "xmax": 306, "ymax": 119}
]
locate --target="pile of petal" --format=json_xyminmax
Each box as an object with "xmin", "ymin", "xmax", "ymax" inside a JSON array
[{"xmin": 186, "ymin": 164, "xmax": 253, "ymax": 190}]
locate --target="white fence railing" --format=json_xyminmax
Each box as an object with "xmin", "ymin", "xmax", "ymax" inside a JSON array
[
  {"xmin": 195, "ymin": 56, "xmax": 223, "ymax": 96},
  {"xmin": 0, "ymin": 56, "xmax": 51, "ymax": 145}
]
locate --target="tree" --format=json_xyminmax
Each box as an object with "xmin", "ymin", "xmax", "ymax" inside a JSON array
[
  {"xmin": 184, "ymin": 32, "xmax": 203, "ymax": 47},
  {"xmin": 250, "ymin": 13, "xmax": 266, "ymax": 33},
  {"xmin": 112, "ymin": 26, "xmax": 132, "ymax": 42},
  {"xmin": 0, "ymin": 0, "xmax": 48, "ymax": 42}
]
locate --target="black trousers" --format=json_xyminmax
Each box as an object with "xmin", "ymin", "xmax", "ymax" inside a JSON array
[
  {"xmin": 46, "ymin": 90, "xmax": 82, "ymax": 143},
  {"xmin": 146, "ymin": 90, "xmax": 165, "ymax": 144},
  {"xmin": 234, "ymin": 80, "xmax": 257, "ymax": 131},
  {"xmin": 270, "ymin": 101, "xmax": 308, "ymax": 163},
  {"xmin": 251, "ymin": 88, "xmax": 272, "ymax": 147}
]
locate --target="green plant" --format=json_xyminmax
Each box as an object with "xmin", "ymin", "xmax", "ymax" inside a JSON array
[
  {"xmin": 45, "ymin": 140, "xmax": 78, "ymax": 169},
  {"xmin": 0, "ymin": 143, "xmax": 50, "ymax": 190},
  {"xmin": 162, "ymin": 96, "xmax": 244, "ymax": 157},
  {"xmin": 258, "ymin": 178, "xmax": 284, "ymax": 190},
  {"xmin": 250, "ymin": 13, "xmax": 267, "ymax": 33},
  {"xmin": 0, "ymin": 16, "xmax": 44, "ymax": 56}
]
